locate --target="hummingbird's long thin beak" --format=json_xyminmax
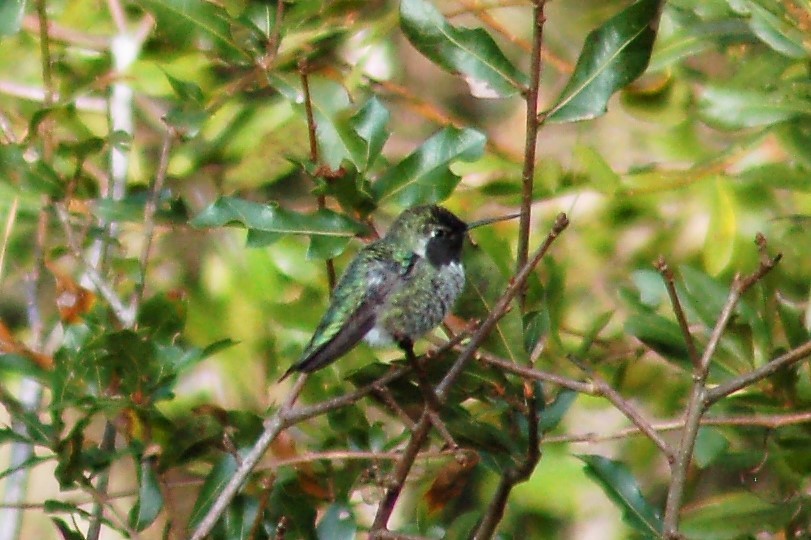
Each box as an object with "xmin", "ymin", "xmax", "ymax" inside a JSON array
[{"xmin": 466, "ymin": 212, "xmax": 522, "ymax": 230}]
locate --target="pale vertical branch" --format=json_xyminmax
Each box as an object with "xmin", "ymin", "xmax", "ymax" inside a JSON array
[
  {"xmin": 0, "ymin": 1, "xmax": 54, "ymax": 535},
  {"xmin": 85, "ymin": 3, "xmax": 146, "ymax": 537},
  {"xmin": 0, "ymin": 198, "xmax": 19, "ymax": 285}
]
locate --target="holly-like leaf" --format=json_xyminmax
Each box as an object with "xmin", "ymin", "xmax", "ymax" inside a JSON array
[
  {"xmin": 400, "ymin": 0, "xmax": 527, "ymax": 98},
  {"xmin": 191, "ymin": 197, "xmax": 364, "ymax": 240},
  {"xmin": 135, "ymin": 0, "xmax": 250, "ymax": 60},
  {"xmin": 372, "ymin": 126, "xmax": 486, "ymax": 205},
  {"xmin": 348, "ymin": 97, "xmax": 390, "ymax": 171},
  {"xmin": 546, "ymin": 0, "xmax": 662, "ymax": 123},
  {"xmin": 578, "ymin": 454, "xmax": 663, "ymax": 537}
]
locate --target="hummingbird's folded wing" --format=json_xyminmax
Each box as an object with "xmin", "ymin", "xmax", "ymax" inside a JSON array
[{"xmin": 279, "ymin": 249, "xmax": 414, "ymax": 380}]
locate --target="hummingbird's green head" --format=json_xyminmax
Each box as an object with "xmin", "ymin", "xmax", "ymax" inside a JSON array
[{"xmin": 384, "ymin": 205, "xmax": 468, "ymax": 266}]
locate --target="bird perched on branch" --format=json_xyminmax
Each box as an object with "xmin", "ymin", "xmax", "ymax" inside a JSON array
[{"xmin": 280, "ymin": 205, "xmax": 517, "ymax": 381}]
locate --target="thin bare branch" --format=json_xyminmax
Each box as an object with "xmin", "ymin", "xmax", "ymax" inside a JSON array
[
  {"xmin": 655, "ymin": 256, "xmax": 700, "ymax": 368},
  {"xmin": 544, "ymin": 410, "xmax": 811, "ymax": 445},
  {"xmin": 132, "ymin": 132, "xmax": 173, "ymax": 311},
  {"xmin": 705, "ymin": 339, "xmax": 811, "ymax": 406},
  {"xmin": 299, "ymin": 60, "xmax": 337, "ymax": 290},
  {"xmin": 515, "ymin": 0, "xmax": 546, "ymax": 302},
  {"xmin": 663, "ymin": 237, "xmax": 781, "ymax": 537}
]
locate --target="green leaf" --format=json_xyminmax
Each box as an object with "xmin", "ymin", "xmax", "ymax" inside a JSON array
[
  {"xmin": 681, "ymin": 491, "xmax": 799, "ymax": 539},
  {"xmin": 136, "ymin": 0, "xmax": 249, "ymax": 60},
  {"xmin": 400, "ymin": 0, "xmax": 527, "ymax": 98},
  {"xmin": 316, "ymin": 503, "xmax": 357, "ymax": 540},
  {"xmin": 578, "ymin": 454, "xmax": 663, "ymax": 537},
  {"xmin": 522, "ymin": 310, "xmax": 549, "ymax": 356},
  {"xmin": 0, "ymin": 0, "xmax": 25, "ymax": 38},
  {"xmin": 191, "ymin": 197, "xmax": 364, "ymax": 239},
  {"xmin": 162, "ymin": 70, "xmax": 205, "ymax": 103},
  {"xmin": 574, "ymin": 145, "xmax": 621, "ymax": 195},
  {"xmin": 371, "ymin": 126, "xmax": 486, "ymax": 205},
  {"xmin": 538, "ymin": 390, "xmax": 577, "ymax": 433},
  {"xmin": 188, "ymin": 453, "xmax": 239, "ymax": 529},
  {"xmin": 625, "ymin": 313, "xmax": 690, "ymax": 366},
  {"xmin": 348, "ymin": 97, "xmax": 390, "ymax": 171},
  {"xmin": 694, "ymin": 428, "xmax": 729, "ymax": 468},
  {"xmin": 546, "ymin": 0, "xmax": 662, "ymax": 123},
  {"xmin": 50, "ymin": 518, "xmax": 86, "ymax": 540},
  {"xmin": 129, "ymin": 458, "xmax": 164, "ymax": 531},
  {"xmin": 631, "ymin": 269, "xmax": 667, "ymax": 307},
  {"xmin": 699, "ymin": 82, "xmax": 811, "ymax": 129},
  {"xmin": 727, "ymin": 0, "xmax": 809, "ymax": 58},
  {"xmin": 703, "ymin": 178, "xmax": 737, "ymax": 275},
  {"xmin": 649, "ymin": 18, "xmax": 753, "ymax": 72}
]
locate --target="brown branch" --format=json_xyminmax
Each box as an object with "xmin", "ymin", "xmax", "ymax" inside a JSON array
[
  {"xmin": 299, "ymin": 60, "xmax": 337, "ymax": 290},
  {"xmin": 663, "ymin": 236, "xmax": 781, "ymax": 537},
  {"xmin": 515, "ymin": 0, "xmax": 546, "ymax": 307},
  {"xmin": 655, "ymin": 256, "xmax": 700, "ymax": 368},
  {"xmin": 479, "ymin": 349, "xmax": 674, "ymax": 460},
  {"xmin": 544, "ymin": 410, "xmax": 811, "ymax": 445},
  {"xmin": 705, "ymin": 339, "xmax": 811, "ymax": 406}
]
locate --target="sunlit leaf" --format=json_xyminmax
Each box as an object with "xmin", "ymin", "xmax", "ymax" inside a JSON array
[
  {"xmin": 703, "ymin": 178, "xmax": 736, "ymax": 275},
  {"xmin": 400, "ymin": 0, "xmax": 527, "ymax": 98},
  {"xmin": 547, "ymin": 0, "xmax": 661, "ymax": 123},
  {"xmin": 372, "ymin": 126, "xmax": 486, "ymax": 205},
  {"xmin": 578, "ymin": 454, "xmax": 663, "ymax": 537}
]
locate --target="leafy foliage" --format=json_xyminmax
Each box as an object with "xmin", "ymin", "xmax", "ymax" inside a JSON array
[{"xmin": 1, "ymin": 0, "xmax": 810, "ymax": 539}]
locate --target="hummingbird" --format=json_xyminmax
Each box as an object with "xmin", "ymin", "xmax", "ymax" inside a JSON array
[{"xmin": 280, "ymin": 205, "xmax": 518, "ymax": 381}]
